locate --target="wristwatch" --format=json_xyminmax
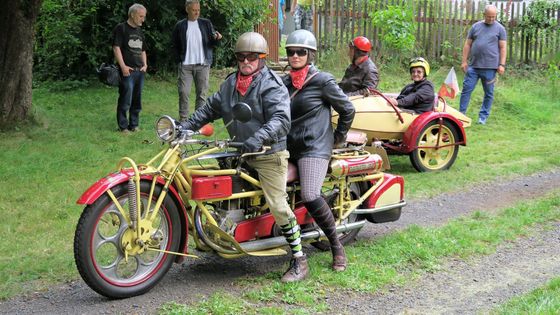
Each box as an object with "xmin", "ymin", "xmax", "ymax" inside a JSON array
[{"xmin": 499, "ymin": 64, "xmax": 506, "ymax": 68}]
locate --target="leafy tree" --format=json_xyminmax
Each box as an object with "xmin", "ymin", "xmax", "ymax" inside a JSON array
[
  {"xmin": 33, "ymin": 0, "xmax": 269, "ymax": 81},
  {"xmin": 0, "ymin": 0, "xmax": 43, "ymax": 127},
  {"xmin": 369, "ymin": 1, "xmax": 416, "ymax": 62}
]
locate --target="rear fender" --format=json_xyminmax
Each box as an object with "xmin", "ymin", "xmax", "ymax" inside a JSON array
[
  {"xmin": 401, "ymin": 112, "xmax": 467, "ymax": 153},
  {"xmin": 77, "ymin": 169, "xmax": 190, "ymax": 263},
  {"xmin": 364, "ymin": 173, "xmax": 404, "ymax": 223}
]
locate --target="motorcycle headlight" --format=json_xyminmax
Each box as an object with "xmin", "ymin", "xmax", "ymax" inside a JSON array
[{"xmin": 155, "ymin": 115, "xmax": 177, "ymax": 142}]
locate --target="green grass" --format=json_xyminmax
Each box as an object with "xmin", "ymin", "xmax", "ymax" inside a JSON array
[
  {"xmin": 0, "ymin": 55, "xmax": 558, "ymax": 300},
  {"xmin": 491, "ymin": 277, "xmax": 560, "ymax": 315},
  {"xmin": 159, "ymin": 192, "xmax": 560, "ymax": 314}
]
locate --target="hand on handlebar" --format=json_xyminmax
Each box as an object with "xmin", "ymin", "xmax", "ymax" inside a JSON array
[{"xmin": 241, "ymin": 137, "xmax": 262, "ymax": 154}]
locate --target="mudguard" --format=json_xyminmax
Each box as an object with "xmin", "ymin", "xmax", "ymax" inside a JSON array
[
  {"xmin": 77, "ymin": 169, "xmax": 190, "ymax": 263},
  {"xmin": 401, "ymin": 112, "xmax": 467, "ymax": 153},
  {"xmin": 364, "ymin": 173, "xmax": 405, "ymax": 223}
]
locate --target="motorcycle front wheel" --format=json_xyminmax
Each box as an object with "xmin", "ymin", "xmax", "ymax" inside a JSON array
[{"xmin": 74, "ymin": 181, "xmax": 181, "ymax": 298}]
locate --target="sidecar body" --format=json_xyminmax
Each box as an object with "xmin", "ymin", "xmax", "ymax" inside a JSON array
[{"xmin": 333, "ymin": 94, "xmax": 471, "ymax": 172}]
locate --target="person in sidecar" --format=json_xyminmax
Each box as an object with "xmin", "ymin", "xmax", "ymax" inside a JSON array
[
  {"xmin": 388, "ymin": 57, "xmax": 435, "ymax": 114},
  {"xmin": 180, "ymin": 32, "xmax": 309, "ymax": 282},
  {"xmin": 283, "ymin": 30, "xmax": 355, "ymax": 273},
  {"xmin": 338, "ymin": 36, "xmax": 379, "ymax": 97}
]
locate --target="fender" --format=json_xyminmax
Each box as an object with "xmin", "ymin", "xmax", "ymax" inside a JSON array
[
  {"xmin": 401, "ymin": 112, "xmax": 467, "ymax": 153},
  {"xmin": 365, "ymin": 173, "xmax": 404, "ymax": 209},
  {"xmin": 77, "ymin": 169, "xmax": 190, "ymax": 263}
]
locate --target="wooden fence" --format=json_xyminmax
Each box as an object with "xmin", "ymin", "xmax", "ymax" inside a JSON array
[{"xmin": 315, "ymin": 0, "xmax": 560, "ymax": 65}]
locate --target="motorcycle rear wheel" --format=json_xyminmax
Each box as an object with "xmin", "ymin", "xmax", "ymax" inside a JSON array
[
  {"xmin": 311, "ymin": 183, "xmax": 365, "ymax": 251},
  {"xmin": 74, "ymin": 181, "xmax": 181, "ymax": 298}
]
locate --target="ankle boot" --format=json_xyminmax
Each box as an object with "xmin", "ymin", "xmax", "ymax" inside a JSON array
[
  {"xmin": 305, "ymin": 197, "xmax": 347, "ymax": 271},
  {"xmin": 331, "ymin": 244, "xmax": 347, "ymax": 272},
  {"xmin": 281, "ymin": 254, "xmax": 309, "ymax": 282}
]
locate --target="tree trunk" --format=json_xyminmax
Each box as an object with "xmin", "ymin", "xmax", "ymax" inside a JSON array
[{"xmin": 0, "ymin": 0, "xmax": 42, "ymax": 128}]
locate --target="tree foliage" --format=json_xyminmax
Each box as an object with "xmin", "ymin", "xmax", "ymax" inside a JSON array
[
  {"xmin": 369, "ymin": 1, "xmax": 416, "ymax": 60},
  {"xmin": 34, "ymin": 0, "xmax": 269, "ymax": 81}
]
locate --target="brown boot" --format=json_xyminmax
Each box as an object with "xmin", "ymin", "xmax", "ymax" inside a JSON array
[
  {"xmin": 281, "ymin": 254, "xmax": 309, "ymax": 282},
  {"xmin": 331, "ymin": 245, "xmax": 347, "ymax": 272}
]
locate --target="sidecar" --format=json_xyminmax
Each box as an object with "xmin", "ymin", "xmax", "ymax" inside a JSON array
[{"xmin": 334, "ymin": 94, "xmax": 471, "ymax": 172}]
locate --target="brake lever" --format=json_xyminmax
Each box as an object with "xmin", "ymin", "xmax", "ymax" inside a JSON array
[{"xmin": 240, "ymin": 146, "xmax": 271, "ymax": 158}]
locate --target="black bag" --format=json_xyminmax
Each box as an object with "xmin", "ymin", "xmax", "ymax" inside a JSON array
[{"xmin": 97, "ymin": 63, "xmax": 121, "ymax": 87}]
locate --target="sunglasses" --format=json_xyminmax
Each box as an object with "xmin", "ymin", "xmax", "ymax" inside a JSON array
[
  {"xmin": 235, "ymin": 53, "xmax": 260, "ymax": 62},
  {"xmin": 286, "ymin": 48, "xmax": 308, "ymax": 57}
]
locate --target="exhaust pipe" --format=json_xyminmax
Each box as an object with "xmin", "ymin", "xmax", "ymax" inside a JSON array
[{"xmin": 240, "ymin": 220, "xmax": 366, "ymax": 252}]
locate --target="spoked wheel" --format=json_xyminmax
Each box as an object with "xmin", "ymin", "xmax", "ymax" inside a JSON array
[
  {"xmin": 74, "ymin": 181, "xmax": 181, "ymax": 298},
  {"xmin": 409, "ymin": 120, "xmax": 460, "ymax": 172},
  {"xmin": 311, "ymin": 183, "xmax": 365, "ymax": 251}
]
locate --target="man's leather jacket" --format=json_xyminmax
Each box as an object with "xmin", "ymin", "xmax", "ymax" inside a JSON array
[
  {"xmin": 182, "ymin": 66, "xmax": 291, "ymax": 154},
  {"xmin": 338, "ymin": 58, "xmax": 379, "ymax": 96}
]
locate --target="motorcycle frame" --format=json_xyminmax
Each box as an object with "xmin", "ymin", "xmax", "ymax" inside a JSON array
[{"xmin": 103, "ymin": 142, "xmax": 388, "ymax": 259}]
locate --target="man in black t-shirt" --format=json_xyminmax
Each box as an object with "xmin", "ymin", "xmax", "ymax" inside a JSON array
[{"xmin": 112, "ymin": 3, "xmax": 147, "ymax": 133}]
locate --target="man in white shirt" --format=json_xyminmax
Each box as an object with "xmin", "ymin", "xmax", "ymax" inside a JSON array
[{"xmin": 171, "ymin": 0, "xmax": 222, "ymax": 121}]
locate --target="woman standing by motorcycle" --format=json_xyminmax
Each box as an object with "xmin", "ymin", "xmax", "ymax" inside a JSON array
[{"xmin": 282, "ymin": 30, "xmax": 355, "ymax": 273}]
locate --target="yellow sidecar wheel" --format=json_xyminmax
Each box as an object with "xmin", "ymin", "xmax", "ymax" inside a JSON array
[
  {"xmin": 74, "ymin": 181, "xmax": 181, "ymax": 298},
  {"xmin": 409, "ymin": 120, "xmax": 460, "ymax": 172}
]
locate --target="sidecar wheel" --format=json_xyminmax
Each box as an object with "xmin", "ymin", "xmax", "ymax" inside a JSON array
[
  {"xmin": 74, "ymin": 181, "xmax": 181, "ymax": 298},
  {"xmin": 311, "ymin": 183, "xmax": 365, "ymax": 251},
  {"xmin": 409, "ymin": 120, "xmax": 459, "ymax": 172}
]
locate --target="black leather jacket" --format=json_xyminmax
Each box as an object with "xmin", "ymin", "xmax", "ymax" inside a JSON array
[
  {"xmin": 338, "ymin": 58, "xmax": 379, "ymax": 96},
  {"xmin": 283, "ymin": 66, "xmax": 355, "ymax": 160},
  {"xmin": 171, "ymin": 18, "xmax": 219, "ymax": 65},
  {"xmin": 182, "ymin": 66, "xmax": 291, "ymax": 154},
  {"xmin": 396, "ymin": 79, "xmax": 435, "ymax": 114}
]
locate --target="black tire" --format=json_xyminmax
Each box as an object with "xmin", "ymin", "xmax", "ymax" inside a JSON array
[
  {"xmin": 409, "ymin": 120, "xmax": 460, "ymax": 172},
  {"xmin": 311, "ymin": 183, "xmax": 365, "ymax": 251},
  {"xmin": 74, "ymin": 181, "xmax": 181, "ymax": 298}
]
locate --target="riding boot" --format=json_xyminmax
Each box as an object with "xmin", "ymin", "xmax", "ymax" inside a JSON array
[
  {"xmin": 280, "ymin": 218, "xmax": 309, "ymax": 282},
  {"xmin": 304, "ymin": 197, "xmax": 347, "ymax": 272}
]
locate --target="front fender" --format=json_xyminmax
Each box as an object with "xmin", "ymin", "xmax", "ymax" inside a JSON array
[
  {"xmin": 401, "ymin": 112, "xmax": 467, "ymax": 153},
  {"xmin": 77, "ymin": 169, "xmax": 190, "ymax": 263}
]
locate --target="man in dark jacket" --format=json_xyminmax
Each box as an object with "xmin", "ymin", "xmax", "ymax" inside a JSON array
[
  {"xmin": 388, "ymin": 57, "xmax": 435, "ymax": 114},
  {"xmin": 171, "ymin": 0, "xmax": 222, "ymax": 121},
  {"xmin": 339, "ymin": 36, "xmax": 379, "ymax": 96},
  {"xmin": 181, "ymin": 32, "xmax": 308, "ymax": 282}
]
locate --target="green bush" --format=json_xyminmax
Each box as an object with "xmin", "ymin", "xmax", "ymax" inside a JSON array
[{"xmin": 34, "ymin": 0, "xmax": 269, "ymax": 81}]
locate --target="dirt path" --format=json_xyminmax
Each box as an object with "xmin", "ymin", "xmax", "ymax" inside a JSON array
[{"xmin": 1, "ymin": 169, "xmax": 559, "ymax": 315}]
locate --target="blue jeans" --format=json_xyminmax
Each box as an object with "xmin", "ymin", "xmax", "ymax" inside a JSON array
[
  {"xmin": 459, "ymin": 67, "xmax": 496, "ymax": 123},
  {"xmin": 117, "ymin": 70, "xmax": 145, "ymax": 130}
]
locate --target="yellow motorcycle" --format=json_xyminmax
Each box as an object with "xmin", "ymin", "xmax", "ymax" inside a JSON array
[{"xmin": 74, "ymin": 103, "xmax": 406, "ymax": 298}]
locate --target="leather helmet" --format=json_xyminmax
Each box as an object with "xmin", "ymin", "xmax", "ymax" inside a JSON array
[
  {"xmin": 350, "ymin": 36, "xmax": 372, "ymax": 52},
  {"xmin": 285, "ymin": 30, "xmax": 317, "ymax": 51},
  {"xmin": 409, "ymin": 57, "xmax": 430, "ymax": 77},
  {"xmin": 234, "ymin": 32, "xmax": 268, "ymax": 54}
]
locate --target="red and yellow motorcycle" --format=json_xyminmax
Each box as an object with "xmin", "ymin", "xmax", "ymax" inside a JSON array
[{"xmin": 74, "ymin": 104, "xmax": 406, "ymax": 298}]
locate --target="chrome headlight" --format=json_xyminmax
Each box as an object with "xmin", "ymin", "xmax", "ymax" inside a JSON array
[{"xmin": 155, "ymin": 115, "xmax": 177, "ymax": 142}]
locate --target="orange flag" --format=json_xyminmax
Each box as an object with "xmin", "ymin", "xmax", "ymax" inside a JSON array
[{"xmin": 438, "ymin": 67, "xmax": 460, "ymax": 99}]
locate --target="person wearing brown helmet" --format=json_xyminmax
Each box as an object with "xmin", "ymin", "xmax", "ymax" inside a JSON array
[
  {"xmin": 180, "ymin": 32, "xmax": 308, "ymax": 282},
  {"xmin": 338, "ymin": 36, "xmax": 379, "ymax": 96},
  {"xmin": 283, "ymin": 29, "xmax": 355, "ymax": 275}
]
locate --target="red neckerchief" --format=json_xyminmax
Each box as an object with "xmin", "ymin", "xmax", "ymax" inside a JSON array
[
  {"xmin": 236, "ymin": 72, "xmax": 254, "ymax": 96},
  {"xmin": 354, "ymin": 56, "xmax": 369, "ymax": 66},
  {"xmin": 289, "ymin": 65, "xmax": 310, "ymax": 90}
]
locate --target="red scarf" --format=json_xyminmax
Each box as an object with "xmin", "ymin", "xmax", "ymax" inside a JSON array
[
  {"xmin": 289, "ymin": 65, "xmax": 310, "ymax": 90},
  {"xmin": 354, "ymin": 56, "xmax": 369, "ymax": 66},
  {"xmin": 236, "ymin": 72, "xmax": 254, "ymax": 96}
]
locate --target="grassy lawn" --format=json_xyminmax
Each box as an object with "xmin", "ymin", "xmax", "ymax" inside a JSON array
[
  {"xmin": 159, "ymin": 192, "xmax": 560, "ymax": 314},
  {"xmin": 0, "ymin": 53, "xmax": 558, "ymax": 300}
]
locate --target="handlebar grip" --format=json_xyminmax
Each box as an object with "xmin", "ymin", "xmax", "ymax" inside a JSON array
[{"xmin": 228, "ymin": 142, "xmax": 244, "ymax": 148}]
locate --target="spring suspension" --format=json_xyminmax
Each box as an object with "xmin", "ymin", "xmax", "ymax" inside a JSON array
[{"xmin": 128, "ymin": 178, "xmax": 138, "ymax": 230}]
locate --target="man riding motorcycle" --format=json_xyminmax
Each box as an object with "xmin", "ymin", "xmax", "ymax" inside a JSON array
[{"xmin": 180, "ymin": 32, "xmax": 309, "ymax": 282}]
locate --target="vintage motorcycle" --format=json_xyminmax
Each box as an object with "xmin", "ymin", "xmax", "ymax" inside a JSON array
[{"xmin": 74, "ymin": 103, "xmax": 406, "ymax": 298}]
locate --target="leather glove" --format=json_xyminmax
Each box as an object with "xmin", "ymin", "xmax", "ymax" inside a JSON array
[
  {"xmin": 241, "ymin": 137, "xmax": 262, "ymax": 154},
  {"xmin": 333, "ymin": 131, "xmax": 346, "ymax": 149},
  {"xmin": 179, "ymin": 121, "xmax": 193, "ymax": 132}
]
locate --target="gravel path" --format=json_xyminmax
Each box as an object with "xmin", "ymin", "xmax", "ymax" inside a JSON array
[{"xmin": 1, "ymin": 169, "xmax": 559, "ymax": 315}]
